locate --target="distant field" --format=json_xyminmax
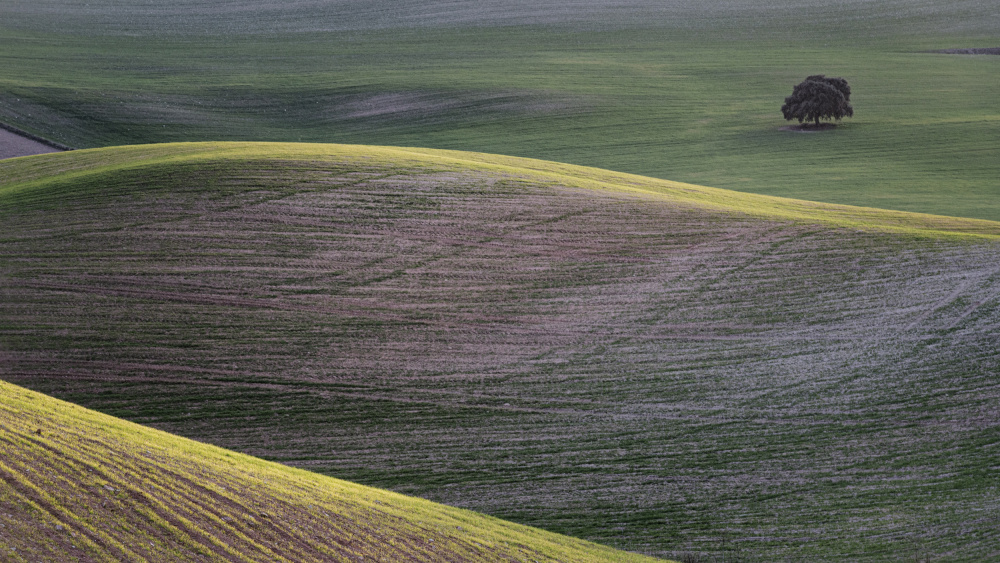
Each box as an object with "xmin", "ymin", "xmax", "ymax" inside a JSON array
[
  {"xmin": 0, "ymin": 379, "xmax": 662, "ymax": 562},
  {"xmin": 6, "ymin": 0, "xmax": 997, "ymax": 35},
  {"xmin": 3, "ymin": 143, "xmax": 999, "ymax": 560},
  {"xmin": 0, "ymin": 1, "xmax": 998, "ymax": 219}
]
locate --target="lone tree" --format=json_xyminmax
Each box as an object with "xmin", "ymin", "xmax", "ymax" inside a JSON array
[{"xmin": 781, "ymin": 75, "xmax": 853, "ymax": 127}]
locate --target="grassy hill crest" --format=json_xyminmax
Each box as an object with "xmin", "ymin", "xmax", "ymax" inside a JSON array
[
  {"xmin": 3, "ymin": 143, "xmax": 999, "ymax": 560},
  {"xmin": 0, "ymin": 378, "xmax": 662, "ymax": 562},
  {"xmin": 3, "ymin": 142, "xmax": 999, "ymax": 237}
]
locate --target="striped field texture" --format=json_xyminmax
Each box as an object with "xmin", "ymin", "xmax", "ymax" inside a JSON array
[
  {"xmin": 0, "ymin": 378, "xmax": 665, "ymax": 562},
  {"xmin": 2, "ymin": 143, "xmax": 999, "ymax": 561}
]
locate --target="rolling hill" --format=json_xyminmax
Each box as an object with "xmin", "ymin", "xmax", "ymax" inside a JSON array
[
  {"xmin": 2, "ymin": 143, "xmax": 999, "ymax": 560},
  {"xmin": 1, "ymin": 0, "xmax": 998, "ymax": 220},
  {"xmin": 0, "ymin": 378, "xmax": 664, "ymax": 562}
]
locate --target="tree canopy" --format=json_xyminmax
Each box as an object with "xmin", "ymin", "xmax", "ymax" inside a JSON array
[{"xmin": 781, "ymin": 75, "xmax": 853, "ymax": 127}]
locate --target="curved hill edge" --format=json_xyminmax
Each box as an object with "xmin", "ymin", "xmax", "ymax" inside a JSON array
[
  {"xmin": 0, "ymin": 379, "xmax": 664, "ymax": 562},
  {"xmin": 2, "ymin": 141, "xmax": 999, "ymax": 239},
  {"xmin": 390, "ymin": 146, "xmax": 1000, "ymax": 239}
]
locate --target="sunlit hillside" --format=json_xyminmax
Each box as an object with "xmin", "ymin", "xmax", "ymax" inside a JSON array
[
  {"xmin": 0, "ymin": 378, "xmax": 664, "ymax": 562},
  {"xmin": 2, "ymin": 143, "xmax": 999, "ymax": 560},
  {"xmin": 2, "ymin": 1, "xmax": 998, "ymax": 219}
]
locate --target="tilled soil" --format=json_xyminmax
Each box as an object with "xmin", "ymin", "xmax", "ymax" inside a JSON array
[{"xmin": 2, "ymin": 157, "xmax": 999, "ymax": 561}]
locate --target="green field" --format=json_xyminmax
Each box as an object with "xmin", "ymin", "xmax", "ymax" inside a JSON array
[
  {"xmin": 3, "ymin": 143, "xmax": 999, "ymax": 561},
  {"xmin": 0, "ymin": 378, "xmax": 663, "ymax": 562},
  {"xmin": 1, "ymin": 1, "xmax": 998, "ymax": 219},
  {"xmin": 2, "ymin": 1, "xmax": 999, "ymax": 560}
]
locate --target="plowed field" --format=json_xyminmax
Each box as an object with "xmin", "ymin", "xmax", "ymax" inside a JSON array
[{"xmin": 2, "ymin": 143, "xmax": 999, "ymax": 560}]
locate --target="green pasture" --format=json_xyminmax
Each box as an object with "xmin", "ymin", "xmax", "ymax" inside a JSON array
[
  {"xmin": 0, "ymin": 378, "xmax": 663, "ymax": 562},
  {"xmin": 3, "ymin": 144, "xmax": 1000, "ymax": 560},
  {"xmin": 0, "ymin": 1, "xmax": 998, "ymax": 219}
]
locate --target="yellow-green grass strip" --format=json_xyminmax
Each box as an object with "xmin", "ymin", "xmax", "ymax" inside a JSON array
[
  {"xmin": 0, "ymin": 379, "xmax": 666, "ymax": 562},
  {"xmin": 3, "ymin": 141, "xmax": 1000, "ymax": 239}
]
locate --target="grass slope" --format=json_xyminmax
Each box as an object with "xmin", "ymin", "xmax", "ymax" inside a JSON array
[
  {"xmin": 0, "ymin": 1, "xmax": 998, "ymax": 220},
  {"xmin": 0, "ymin": 379, "xmax": 662, "ymax": 562},
  {"xmin": 2, "ymin": 143, "xmax": 1000, "ymax": 560}
]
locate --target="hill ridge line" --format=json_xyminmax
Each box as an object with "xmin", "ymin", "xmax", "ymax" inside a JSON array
[
  {"xmin": 3, "ymin": 141, "xmax": 999, "ymax": 239},
  {"xmin": 0, "ymin": 379, "xmax": 665, "ymax": 562}
]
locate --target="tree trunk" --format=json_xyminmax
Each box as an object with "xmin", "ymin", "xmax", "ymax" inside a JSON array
[{"xmin": 814, "ymin": 116, "xmax": 820, "ymax": 127}]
